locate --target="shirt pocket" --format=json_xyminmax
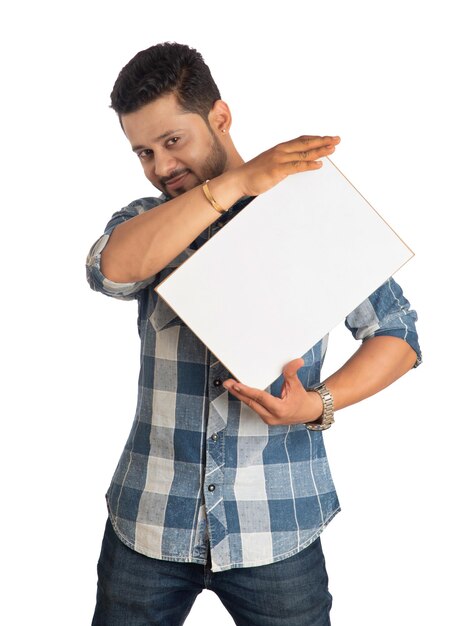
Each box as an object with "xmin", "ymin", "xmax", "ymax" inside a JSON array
[
  {"xmin": 148, "ymin": 247, "xmax": 196, "ymax": 332},
  {"xmin": 149, "ymin": 297, "xmax": 182, "ymax": 331}
]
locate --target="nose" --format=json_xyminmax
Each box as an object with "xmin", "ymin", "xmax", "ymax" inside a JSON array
[{"xmin": 153, "ymin": 149, "xmax": 178, "ymax": 178}]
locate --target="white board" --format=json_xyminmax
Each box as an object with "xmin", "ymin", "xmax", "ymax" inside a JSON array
[{"xmin": 155, "ymin": 158, "xmax": 413, "ymax": 389}]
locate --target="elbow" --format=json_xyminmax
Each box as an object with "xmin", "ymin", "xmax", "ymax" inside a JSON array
[
  {"xmin": 100, "ymin": 244, "xmax": 161, "ymax": 283},
  {"xmin": 100, "ymin": 247, "xmax": 129, "ymax": 283},
  {"xmin": 99, "ymin": 235, "xmax": 142, "ymax": 283},
  {"xmin": 100, "ymin": 226, "xmax": 165, "ymax": 282}
]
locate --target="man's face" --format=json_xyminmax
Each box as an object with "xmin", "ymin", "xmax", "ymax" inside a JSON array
[{"xmin": 121, "ymin": 93, "xmax": 228, "ymax": 197}]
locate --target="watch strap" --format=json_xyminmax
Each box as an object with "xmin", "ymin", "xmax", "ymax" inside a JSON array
[{"xmin": 305, "ymin": 382, "xmax": 335, "ymax": 431}]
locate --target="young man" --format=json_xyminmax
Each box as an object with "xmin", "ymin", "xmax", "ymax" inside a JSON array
[{"xmin": 86, "ymin": 42, "xmax": 421, "ymax": 625}]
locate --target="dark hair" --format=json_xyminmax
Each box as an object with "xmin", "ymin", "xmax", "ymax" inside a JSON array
[{"xmin": 110, "ymin": 42, "xmax": 221, "ymax": 120}]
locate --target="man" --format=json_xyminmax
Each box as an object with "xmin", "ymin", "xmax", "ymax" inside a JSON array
[{"xmin": 86, "ymin": 42, "xmax": 421, "ymax": 625}]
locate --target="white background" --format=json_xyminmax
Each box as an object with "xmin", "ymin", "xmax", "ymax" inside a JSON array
[{"xmin": 2, "ymin": 1, "xmax": 457, "ymax": 624}]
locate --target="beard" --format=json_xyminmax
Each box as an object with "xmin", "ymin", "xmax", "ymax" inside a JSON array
[
  {"xmin": 200, "ymin": 130, "xmax": 228, "ymax": 182},
  {"xmin": 160, "ymin": 130, "xmax": 228, "ymax": 197}
]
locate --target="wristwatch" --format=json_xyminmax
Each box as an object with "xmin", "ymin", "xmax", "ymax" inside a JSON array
[{"xmin": 305, "ymin": 382, "xmax": 335, "ymax": 431}]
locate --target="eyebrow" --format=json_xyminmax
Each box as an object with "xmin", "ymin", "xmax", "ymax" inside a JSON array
[{"xmin": 131, "ymin": 129, "xmax": 185, "ymax": 153}]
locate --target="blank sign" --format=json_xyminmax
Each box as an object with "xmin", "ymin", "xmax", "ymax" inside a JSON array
[{"xmin": 156, "ymin": 158, "xmax": 413, "ymax": 389}]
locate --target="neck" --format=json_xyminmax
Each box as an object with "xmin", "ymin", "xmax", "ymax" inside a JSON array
[{"xmin": 224, "ymin": 141, "xmax": 245, "ymax": 171}]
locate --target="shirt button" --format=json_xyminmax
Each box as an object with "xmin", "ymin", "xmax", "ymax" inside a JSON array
[
  {"xmin": 208, "ymin": 484, "xmax": 216, "ymax": 492},
  {"xmin": 211, "ymin": 433, "xmax": 218, "ymax": 441},
  {"xmin": 213, "ymin": 378, "xmax": 222, "ymax": 387}
]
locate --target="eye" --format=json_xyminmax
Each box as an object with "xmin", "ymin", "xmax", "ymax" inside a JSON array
[
  {"xmin": 166, "ymin": 136, "xmax": 180, "ymax": 147},
  {"xmin": 137, "ymin": 149, "xmax": 153, "ymax": 161}
]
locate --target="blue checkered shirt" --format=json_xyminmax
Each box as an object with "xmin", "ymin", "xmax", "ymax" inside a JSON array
[{"xmin": 86, "ymin": 194, "xmax": 421, "ymax": 572}]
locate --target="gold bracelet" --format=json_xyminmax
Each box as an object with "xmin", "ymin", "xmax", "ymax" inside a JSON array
[{"xmin": 202, "ymin": 179, "xmax": 226, "ymax": 214}]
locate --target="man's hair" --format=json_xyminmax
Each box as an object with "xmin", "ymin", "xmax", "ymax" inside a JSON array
[{"xmin": 110, "ymin": 42, "xmax": 221, "ymax": 120}]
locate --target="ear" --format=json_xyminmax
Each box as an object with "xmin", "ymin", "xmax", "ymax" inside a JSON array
[{"xmin": 208, "ymin": 100, "xmax": 232, "ymax": 135}]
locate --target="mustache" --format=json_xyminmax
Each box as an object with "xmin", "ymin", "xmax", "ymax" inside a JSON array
[{"xmin": 160, "ymin": 168, "xmax": 191, "ymax": 187}]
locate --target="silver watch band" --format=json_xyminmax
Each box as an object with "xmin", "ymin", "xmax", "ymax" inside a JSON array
[{"xmin": 305, "ymin": 382, "xmax": 335, "ymax": 431}]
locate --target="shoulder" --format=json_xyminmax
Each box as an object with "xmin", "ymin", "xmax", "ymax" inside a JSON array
[
  {"xmin": 123, "ymin": 193, "xmax": 168, "ymax": 214},
  {"xmin": 105, "ymin": 194, "xmax": 168, "ymax": 230}
]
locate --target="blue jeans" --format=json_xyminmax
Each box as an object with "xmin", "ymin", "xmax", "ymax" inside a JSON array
[{"xmin": 92, "ymin": 519, "xmax": 332, "ymax": 625}]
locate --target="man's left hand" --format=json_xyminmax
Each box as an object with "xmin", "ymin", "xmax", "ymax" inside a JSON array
[{"xmin": 223, "ymin": 357, "xmax": 323, "ymax": 426}]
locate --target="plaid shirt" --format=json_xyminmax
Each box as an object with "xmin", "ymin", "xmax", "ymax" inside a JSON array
[{"xmin": 86, "ymin": 194, "xmax": 421, "ymax": 572}]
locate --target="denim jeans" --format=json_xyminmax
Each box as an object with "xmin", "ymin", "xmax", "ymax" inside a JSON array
[{"xmin": 92, "ymin": 519, "xmax": 332, "ymax": 625}]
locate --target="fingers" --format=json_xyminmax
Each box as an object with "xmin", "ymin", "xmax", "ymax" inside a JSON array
[
  {"xmin": 239, "ymin": 134, "xmax": 341, "ymax": 202},
  {"xmin": 223, "ymin": 357, "xmax": 305, "ymax": 423},
  {"xmin": 223, "ymin": 379, "xmax": 282, "ymax": 420},
  {"xmin": 279, "ymin": 135, "xmax": 340, "ymax": 155},
  {"xmin": 272, "ymin": 136, "xmax": 340, "ymax": 174}
]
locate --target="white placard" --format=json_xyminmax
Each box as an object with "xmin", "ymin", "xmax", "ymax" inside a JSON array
[{"xmin": 155, "ymin": 158, "xmax": 413, "ymax": 389}]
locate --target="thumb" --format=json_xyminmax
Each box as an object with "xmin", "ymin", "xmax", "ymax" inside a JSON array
[{"xmin": 282, "ymin": 357, "xmax": 305, "ymax": 381}]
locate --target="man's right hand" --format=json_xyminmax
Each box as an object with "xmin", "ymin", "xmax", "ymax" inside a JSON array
[{"xmin": 236, "ymin": 135, "xmax": 340, "ymax": 198}]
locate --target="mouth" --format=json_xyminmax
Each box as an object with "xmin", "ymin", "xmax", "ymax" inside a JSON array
[{"xmin": 165, "ymin": 170, "xmax": 190, "ymax": 191}]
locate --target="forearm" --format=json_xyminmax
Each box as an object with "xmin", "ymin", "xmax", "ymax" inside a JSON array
[
  {"xmin": 323, "ymin": 335, "xmax": 418, "ymax": 412},
  {"xmin": 223, "ymin": 336, "xmax": 418, "ymax": 427},
  {"xmin": 100, "ymin": 135, "xmax": 340, "ymax": 283},
  {"xmin": 101, "ymin": 169, "xmax": 244, "ymax": 282}
]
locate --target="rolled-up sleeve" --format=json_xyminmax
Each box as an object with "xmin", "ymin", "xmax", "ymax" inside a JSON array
[
  {"xmin": 86, "ymin": 196, "xmax": 165, "ymax": 300},
  {"xmin": 345, "ymin": 277, "xmax": 422, "ymax": 367}
]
